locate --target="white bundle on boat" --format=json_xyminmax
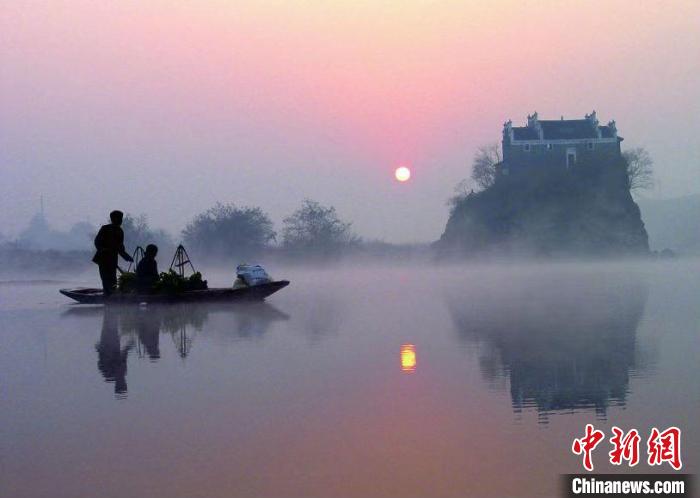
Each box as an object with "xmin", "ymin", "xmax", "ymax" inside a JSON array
[{"xmin": 235, "ymin": 264, "xmax": 272, "ymax": 287}]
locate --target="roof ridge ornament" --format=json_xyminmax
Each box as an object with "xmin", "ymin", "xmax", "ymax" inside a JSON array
[
  {"xmin": 586, "ymin": 111, "xmax": 602, "ymax": 138},
  {"xmin": 503, "ymin": 119, "xmax": 514, "ymax": 142},
  {"xmin": 527, "ymin": 112, "xmax": 543, "ymax": 139}
]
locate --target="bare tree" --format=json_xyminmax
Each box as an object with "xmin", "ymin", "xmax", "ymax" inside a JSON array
[
  {"xmin": 282, "ymin": 199, "xmax": 358, "ymax": 255},
  {"xmin": 622, "ymin": 147, "xmax": 654, "ymax": 191},
  {"xmin": 471, "ymin": 143, "xmax": 502, "ymax": 190},
  {"xmin": 447, "ymin": 178, "xmax": 475, "ymax": 210}
]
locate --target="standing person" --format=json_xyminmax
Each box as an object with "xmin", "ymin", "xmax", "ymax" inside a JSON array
[{"xmin": 92, "ymin": 210, "xmax": 133, "ymax": 295}]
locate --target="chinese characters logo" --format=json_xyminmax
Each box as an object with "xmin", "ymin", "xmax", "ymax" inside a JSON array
[{"xmin": 572, "ymin": 425, "xmax": 681, "ymax": 471}]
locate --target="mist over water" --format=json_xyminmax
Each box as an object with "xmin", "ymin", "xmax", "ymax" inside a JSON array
[{"xmin": 1, "ymin": 259, "xmax": 698, "ymax": 497}]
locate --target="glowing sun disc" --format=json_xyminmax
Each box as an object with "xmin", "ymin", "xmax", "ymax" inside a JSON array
[{"xmin": 395, "ymin": 166, "xmax": 411, "ymax": 182}]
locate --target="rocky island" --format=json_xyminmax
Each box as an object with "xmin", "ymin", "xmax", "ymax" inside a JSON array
[{"xmin": 438, "ymin": 112, "xmax": 649, "ymax": 257}]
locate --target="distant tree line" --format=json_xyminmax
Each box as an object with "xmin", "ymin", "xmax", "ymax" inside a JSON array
[
  {"xmin": 181, "ymin": 198, "xmax": 359, "ymax": 261},
  {"xmin": 1, "ymin": 198, "xmax": 362, "ymax": 264}
]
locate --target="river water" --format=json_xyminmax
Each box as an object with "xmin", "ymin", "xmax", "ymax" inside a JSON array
[{"xmin": 1, "ymin": 260, "xmax": 698, "ymax": 497}]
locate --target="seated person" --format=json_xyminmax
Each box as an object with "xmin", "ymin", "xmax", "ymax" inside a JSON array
[
  {"xmin": 136, "ymin": 244, "xmax": 159, "ymax": 292},
  {"xmin": 232, "ymin": 276, "xmax": 248, "ymax": 289}
]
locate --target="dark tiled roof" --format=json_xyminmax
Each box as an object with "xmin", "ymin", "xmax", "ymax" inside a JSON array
[
  {"xmin": 599, "ymin": 125, "xmax": 615, "ymax": 138},
  {"xmin": 510, "ymin": 116, "xmax": 619, "ymax": 141},
  {"xmin": 512, "ymin": 127, "xmax": 539, "ymax": 140},
  {"xmin": 539, "ymin": 120, "xmax": 598, "ymax": 139}
]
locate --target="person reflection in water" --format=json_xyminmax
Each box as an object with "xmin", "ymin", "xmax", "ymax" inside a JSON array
[
  {"xmin": 136, "ymin": 244, "xmax": 159, "ymax": 294},
  {"xmin": 90, "ymin": 303, "xmax": 288, "ymax": 396},
  {"xmin": 137, "ymin": 309, "xmax": 161, "ymax": 360},
  {"xmin": 96, "ymin": 308, "xmax": 134, "ymax": 397},
  {"xmin": 92, "ymin": 210, "xmax": 133, "ymax": 295}
]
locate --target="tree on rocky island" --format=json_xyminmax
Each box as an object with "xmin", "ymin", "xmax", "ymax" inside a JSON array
[
  {"xmin": 182, "ymin": 203, "xmax": 276, "ymax": 259},
  {"xmin": 622, "ymin": 147, "xmax": 654, "ymax": 192},
  {"xmin": 447, "ymin": 178, "xmax": 476, "ymax": 212},
  {"xmin": 448, "ymin": 143, "xmax": 502, "ymax": 210},
  {"xmin": 282, "ymin": 199, "xmax": 359, "ymax": 256},
  {"xmin": 471, "ymin": 143, "xmax": 502, "ymax": 190}
]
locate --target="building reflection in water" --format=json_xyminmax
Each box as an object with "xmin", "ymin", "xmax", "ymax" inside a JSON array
[
  {"xmin": 400, "ymin": 343, "xmax": 417, "ymax": 373},
  {"xmin": 66, "ymin": 303, "xmax": 289, "ymax": 398},
  {"xmin": 448, "ymin": 274, "xmax": 652, "ymax": 422}
]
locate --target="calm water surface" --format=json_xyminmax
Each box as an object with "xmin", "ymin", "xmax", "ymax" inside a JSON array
[{"xmin": 1, "ymin": 261, "xmax": 698, "ymax": 497}]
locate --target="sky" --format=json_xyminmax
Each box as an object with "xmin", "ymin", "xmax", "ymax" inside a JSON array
[{"xmin": 1, "ymin": 0, "xmax": 699, "ymax": 243}]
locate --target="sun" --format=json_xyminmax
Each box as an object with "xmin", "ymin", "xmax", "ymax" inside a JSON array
[{"xmin": 395, "ymin": 166, "xmax": 411, "ymax": 182}]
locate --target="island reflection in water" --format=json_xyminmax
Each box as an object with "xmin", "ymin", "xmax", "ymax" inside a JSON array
[
  {"xmin": 64, "ymin": 303, "xmax": 290, "ymax": 398},
  {"xmin": 448, "ymin": 272, "xmax": 652, "ymax": 422}
]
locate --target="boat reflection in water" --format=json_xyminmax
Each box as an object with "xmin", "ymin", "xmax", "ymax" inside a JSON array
[
  {"xmin": 448, "ymin": 272, "xmax": 653, "ymax": 423},
  {"xmin": 400, "ymin": 343, "xmax": 417, "ymax": 373},
  {"xmin": 65, "ymin": 303, "xmax": 289, "ymax": 398}
]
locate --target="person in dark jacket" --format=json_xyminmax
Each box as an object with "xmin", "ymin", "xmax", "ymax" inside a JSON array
[
  {"xmin": 136, "ymin": 244, "xmax": 159, "ymax": 293},
  {"xmin": 92, "ymin": 210, "xmax": 133, "ymax": 295}
]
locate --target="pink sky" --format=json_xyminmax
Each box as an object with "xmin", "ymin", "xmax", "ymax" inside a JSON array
[{"xmin": 1, "ymin": 1, "xmax": 699, "ymax": 241}]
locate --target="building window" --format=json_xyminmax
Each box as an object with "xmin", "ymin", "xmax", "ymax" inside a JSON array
[
  {"xmin": 524, "ymin": 144, "xmax": 531, "ymax": 152},
  {"xmin": 546, "ymin": 143, "xmax": 553, "ymax": 151},
  {"xmin": 566, "ymin": 147, "xmax": 577, "ymax": 168},
  {"xmin": 587, "ymin": 142, "xmax": 594, "ymax": 150}
]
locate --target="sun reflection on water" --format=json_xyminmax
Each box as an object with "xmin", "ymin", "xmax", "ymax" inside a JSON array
[{"xmin": 400, "ymin": 343, "xmax": 416, "ymax": 373}]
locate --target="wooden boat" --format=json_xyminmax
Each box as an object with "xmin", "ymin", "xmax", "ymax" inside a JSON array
[{"xmin": 60, "ymin": 280, "xmax": 290, "ymax": 305}]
